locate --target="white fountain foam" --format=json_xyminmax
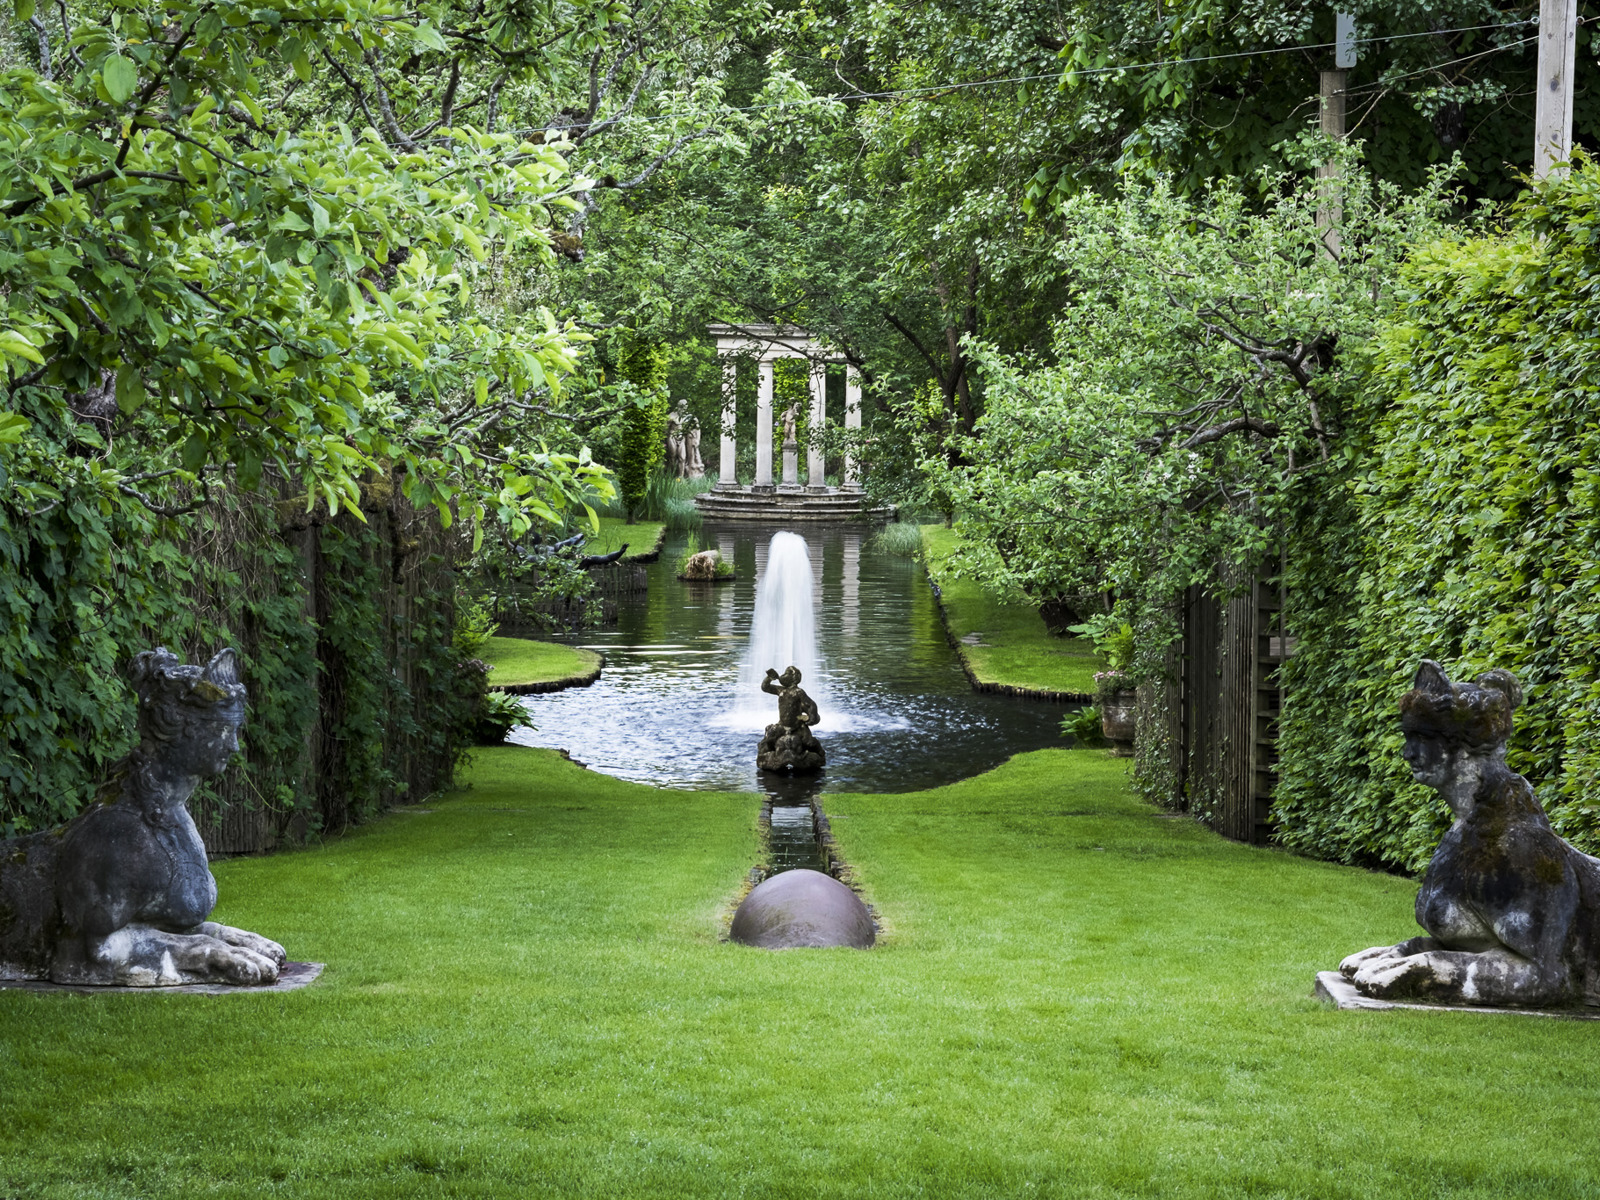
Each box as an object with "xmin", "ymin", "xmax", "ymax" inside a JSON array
[{"xmin": 709, "ymin": 529, "xmax": 911, "ymax": 734}]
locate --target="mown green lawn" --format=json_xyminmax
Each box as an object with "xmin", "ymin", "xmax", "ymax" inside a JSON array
[
  {"xmin": 921, "ymin": 526, "xmax": 1101, "ymax": 696},
  {"xmin": 481, "ymin": 636, "xmax": 600, "ymax": 688},
  {"xmin": 3, "ymin": 746, "xmax": 1597, "ymax": 1198}
]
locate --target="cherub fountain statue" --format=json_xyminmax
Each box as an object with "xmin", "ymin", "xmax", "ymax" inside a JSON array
[{"xmin": 756, "ymin": 665, "xmax": 825, "ymax": 773}]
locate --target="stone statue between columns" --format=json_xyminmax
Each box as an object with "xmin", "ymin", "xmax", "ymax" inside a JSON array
[
  {"xmin": 664, "ymin": 402, "xmax": 687, "ymax": 478},
  {"xmin": 705, "ymin": 325, "xmax": 867, "ymax": 495},
  {"xmin": 683, "ymin": 415, "xmax": 704, "ymax": 479}
]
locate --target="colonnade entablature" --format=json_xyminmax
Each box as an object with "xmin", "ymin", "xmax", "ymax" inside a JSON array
[{"xmin": 709, "ymin": 323, "xmax": 861, "ymax": 493}]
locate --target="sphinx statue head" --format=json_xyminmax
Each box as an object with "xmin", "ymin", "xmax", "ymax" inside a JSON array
[
  {"xmin": 129, "ymin": 648, "xmax": 248, "ymax": 779},
  {"xmin": 1398, "ymin": 660, "xmax": 1521, "ymax": 802}
]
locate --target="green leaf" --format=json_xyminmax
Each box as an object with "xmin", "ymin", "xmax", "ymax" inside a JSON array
[
  {"xmin": 180, "ymin": 431, "xmax": 209, "ymax": 473},
  {"xmin": 115, "ymin": 367, "xmax": 145, "ymax": 413},
  {"xmin": 310, "ymin": 201, "xmax": 329, "ymax": 238},
  {"xmin": 13, "ymin": 0, "xmax": 35, "ymax": 22},
  {"xmin": 0, "ymin": 412, "xmax": 31, "ymax": 443},
  {"xmin": 238, "ymin": 448, "xmax": 263, "ymax": 490},
  {"xmin": 413, "ymin": 21, "xmax": 448, "ymax": 52},
  {"xmin": 0, "ymin": 330, "xmax": 44, "ymax": 365},
  {"xmin": 102, "ymin": 55, "xmax": 137, "ymax": 105}
]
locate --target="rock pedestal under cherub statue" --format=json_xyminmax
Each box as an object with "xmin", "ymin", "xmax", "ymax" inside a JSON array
[
  {"xmin": 0, "ymin": 648, "xmax": 290, "ymax": 987},
  {"xmin": 756, "ymin": 666, "xmax": 825, "ymax": 773},
  {"xmin": 1332, "ymin": 660, "xmax": 1600, "ymax": 1009}
]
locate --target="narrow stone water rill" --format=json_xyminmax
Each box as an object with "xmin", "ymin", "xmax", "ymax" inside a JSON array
[
  {"xmin": 728, "ymin": 534, "xmax": 877, "ymax": 949},
  {"xmin": 764, "ymin": 803, "xmax": 827, "ymax": 875}
]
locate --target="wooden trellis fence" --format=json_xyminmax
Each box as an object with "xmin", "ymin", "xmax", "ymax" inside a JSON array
[{"xmin": 1152, "ymin": 573, "xmax": 1290, "ymax": 845}]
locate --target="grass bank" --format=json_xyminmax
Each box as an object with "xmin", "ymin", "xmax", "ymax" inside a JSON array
[
  {"xmin": 482, "ymin": 636, "xmax": 601, "ymax": 692},
  {"xmin": 921, "ymin": 525, "xmax": 1100, "ymax": 698},
  {"xmin": 588, "ymin": 516, "xmax": 666, "ymax": 562},
  {"xmin": 3, "ymin": 746, "xmax": 1597, "ymax": 1197}
]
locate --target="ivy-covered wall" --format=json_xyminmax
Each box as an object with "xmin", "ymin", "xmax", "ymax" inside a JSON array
[
  {"xmin": 1273, "ymin": 165, "xmax": 1600, "ymax": 872},
  {"xmin": 0, "ymin": 475, "xmax": 471, "ymax": 852}
]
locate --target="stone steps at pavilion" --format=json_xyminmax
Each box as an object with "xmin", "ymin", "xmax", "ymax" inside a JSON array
[{"xmin": 693, "ymin": 486, "xmax": 895, "ymax": 523}]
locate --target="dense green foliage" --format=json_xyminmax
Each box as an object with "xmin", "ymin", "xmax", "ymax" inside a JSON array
[
  {"xmin": 0, "ymin": 486, "xmax": 310, "ymax": 833},
  {"xmin": 6, "ymin": 745, "xmax": 1600, "ymax": 1195},
  {"xmin": 614, "ymin": 338, "xmax": 670, "ymax": 519},
  {"xmin": 1275, "ymin": 161, "xmax": 1600, "ymax": 870},
  {"xmin": 0, "ymin": 483, "xmax": 466, "ymax": 838},
  {"xmin": 922, "ymin": 164, "xmax": 1457, "ymax": 676}
]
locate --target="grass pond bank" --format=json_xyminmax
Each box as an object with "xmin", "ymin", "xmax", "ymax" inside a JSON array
[
  {"xmin": 2, "ymin": 746, "xmax": 1596, "ymax": 1197},
  {"xmin": 920, "ymin": 526, "xmax": 1101, "ymax": 698},
  {"xmin": 588, "ymin": 517, "xmax": 667, "ymax": 562},
  {"xmin": 482, "ymin": 636, "xmax": 601, "ymax": 692}
]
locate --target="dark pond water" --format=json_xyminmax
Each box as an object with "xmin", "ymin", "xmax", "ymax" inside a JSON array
[{"xmin": 507, "ymin": 521, "xmax": 1073, "ymax": 796}]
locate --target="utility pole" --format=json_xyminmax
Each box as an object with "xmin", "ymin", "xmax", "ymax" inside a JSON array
[
  {"xmin": 1534, "ymin": 0, "xmax": 1577, "ymax": 178},
  {"xmin": 1317, "ymin": 12, "xmax": 1356, "ymax": 257}
]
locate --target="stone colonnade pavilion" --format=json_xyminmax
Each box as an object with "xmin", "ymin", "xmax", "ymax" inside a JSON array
[{"xmin": 695, "ymin": 324, "xmax": 889, "ymax": 522}]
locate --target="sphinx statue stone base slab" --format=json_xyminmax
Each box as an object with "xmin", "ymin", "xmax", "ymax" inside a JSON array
[
  {"xmin": 1313, "ymin": 969, "xmax": 1600, "ymax": 1018},
  {"xmin": 0, "ymin": 960, "xmax": 324, "ymax": 996}
]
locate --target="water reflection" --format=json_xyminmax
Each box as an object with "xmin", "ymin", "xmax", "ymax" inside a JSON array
[{"xmin": 507, "ymin": 522, "xmax": 1070, "ymax": 793}]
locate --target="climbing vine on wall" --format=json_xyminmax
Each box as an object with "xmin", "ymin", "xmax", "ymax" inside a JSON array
[{"xmin": 1273, "ymin": 160, "xmax": 1600, "ymax": 872}]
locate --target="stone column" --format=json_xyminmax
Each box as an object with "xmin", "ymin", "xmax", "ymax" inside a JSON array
[
  {"xmin": 807, "ymin": 359, "xmax": 827, "ymax": 491},
  {"xmin": 718, "ymin": 357, "xmax": 738, "ymax": 488},
  {"xmin": 754, "ymin": 358, "xmax": 774, "ymax": 491},
  {"xmin": 843, "ymin": 370, "xmax": 862, "ymax": 490}
]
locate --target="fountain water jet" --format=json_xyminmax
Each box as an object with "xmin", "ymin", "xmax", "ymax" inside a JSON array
[{"xmin": 726, "ymin": 532, "xmax": 824, "ymax": 725}]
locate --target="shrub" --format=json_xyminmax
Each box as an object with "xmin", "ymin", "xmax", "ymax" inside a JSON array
[
  {"xmin": 615, "ymin": 338, "xmax": 670, "ymax": 521},
  {"xmin": 1062, "ymin": 705, "xmax": 1107, "ymax": 748}
]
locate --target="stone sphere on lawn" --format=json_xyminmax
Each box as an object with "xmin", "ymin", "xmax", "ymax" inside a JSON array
[{"xmin": 729, "ymin": 868, "xmax": 875, "ymax": 949}]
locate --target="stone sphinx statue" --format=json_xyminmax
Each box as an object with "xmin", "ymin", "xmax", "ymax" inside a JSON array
[
  {"xmin": 0, "ymin": 648, "xmax": 288, "ymax": 987},
  {"xmin": 1339, "ymin": 660, "xmax": 1600, "ymax": 1008},
  {"xmin": 756, "ymin": 666, "xmax": 825, "ymax": 773}
]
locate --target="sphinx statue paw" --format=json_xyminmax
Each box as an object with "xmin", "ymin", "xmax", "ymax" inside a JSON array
[
  {"xmin": 193, "ymin": 937, "xmax": 281, "ymax": 986},
  {"xmin": 222, "ymin": 946, "xmax": 281, "ymax": 986},
  {"xmin": 1349, "ymin": 950, "xmax": 1461, "ymax": 1001},
  {"xmin": 196, "ymin": 921, "xmax": 287, "ymax": 968},
  {"xmin": 1339, "ymin": 944, "xmax": 1401, "ymax": 978}
]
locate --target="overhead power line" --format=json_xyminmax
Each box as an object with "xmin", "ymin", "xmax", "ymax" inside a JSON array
[{"xmin": 582, "ymin": 19, "xmax": 1538, "ymax": 131}]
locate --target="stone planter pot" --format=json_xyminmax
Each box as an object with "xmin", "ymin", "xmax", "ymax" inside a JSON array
[{"xmin": 1100, "ymin": 689, "xmax": 1137, "ymax": 757}]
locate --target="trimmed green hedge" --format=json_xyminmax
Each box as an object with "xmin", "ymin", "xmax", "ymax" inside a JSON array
[
  {"xmin": 1274, "ymin": 163, "xmax": 1600, "ymax": 871},
  {"xmin": 616, "ymin": 337, "xmax": 670, "ymax": 520}
]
